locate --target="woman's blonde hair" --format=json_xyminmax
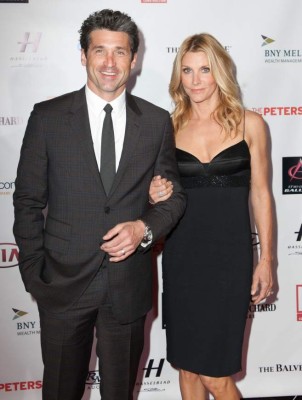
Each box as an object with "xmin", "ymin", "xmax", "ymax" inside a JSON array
[{"xmin": 169, "ymin": 33, "xmax": 244, "ymax": 136}]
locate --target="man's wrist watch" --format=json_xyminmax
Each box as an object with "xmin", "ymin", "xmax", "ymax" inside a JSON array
[{"xmin": 140, "ymin": 224, "xmax": 153, "ymax": 248}]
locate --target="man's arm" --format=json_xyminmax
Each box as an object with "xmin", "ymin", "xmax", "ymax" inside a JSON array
[
  {"xmin": 13, "ymin": 108, "xmax": 48, "ymax": 290},
  {"xmin": 100, "ymin": 114, "xmax": 186, "ymax": 261},
  {"xmin": 139, "ymin": 115, "xmax": 186, "ymax": 240}
]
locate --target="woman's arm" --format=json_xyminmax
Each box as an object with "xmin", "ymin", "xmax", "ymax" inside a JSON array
[{"xmin": 246, "ymin": 111, "xmax": 274, "ymax": 304}]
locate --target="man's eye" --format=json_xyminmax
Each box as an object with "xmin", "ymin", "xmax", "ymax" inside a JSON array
[{"xmin": 116, "ymin": 50, "xmax": 127, "ymax": 56}]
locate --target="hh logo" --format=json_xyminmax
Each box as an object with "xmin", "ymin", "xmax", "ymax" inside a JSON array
[
  {"xmin": 297, "ymin": 285, "xmax": 302, "ymax": 321},
  {"xmin": 143, "ymin": 359, "xmax": 165, "ymax": 378},
  {"xmin": 18, "ymin": 32, "xmax": 42, "ymax": 52},
  {"xmin": 0, "ymin": 243, "xmax": 19, "ymax": 268},
  {"xmin": 251, "ymin": 232, "xmax": 260, "ymax": 247},
  {"xmin": 295, "ymin": 224, "xmax": 302, "ymax": 241}
]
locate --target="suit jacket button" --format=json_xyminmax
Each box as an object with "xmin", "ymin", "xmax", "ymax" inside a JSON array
[{"xmin": 104, "ymin": 206, "xmax": 110, "ymax": 214}]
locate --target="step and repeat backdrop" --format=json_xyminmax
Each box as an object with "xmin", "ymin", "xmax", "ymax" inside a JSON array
[{"xmin": 0, "ymin": 0, "xmax": 302, "ymax": 399}]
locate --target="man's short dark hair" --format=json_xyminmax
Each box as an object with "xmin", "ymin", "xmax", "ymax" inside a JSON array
[{"xmin": 79, "ymin": 9, "xmax": 139, "ymax": 58}]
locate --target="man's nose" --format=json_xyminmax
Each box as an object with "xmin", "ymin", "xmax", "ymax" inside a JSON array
[{"xmin": 104, "ymin": 52, "xmax": 116, "ymax": 67}]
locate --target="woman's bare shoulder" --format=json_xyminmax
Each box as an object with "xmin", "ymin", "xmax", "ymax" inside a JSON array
[{"xmin": 244, "ymin": 109, "xmax": 267, "ymax": 144}]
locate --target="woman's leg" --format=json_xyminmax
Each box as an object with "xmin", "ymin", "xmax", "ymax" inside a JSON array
[
  {"xmin": 179, "ymin": 369, "xmax": 208, "ymax": 400},
  {"xmin": 200, "ymin": 375, "xmax": 240, "ymax": 400}
]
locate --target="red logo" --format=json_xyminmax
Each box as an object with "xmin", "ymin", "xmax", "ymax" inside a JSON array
[
  {"xmin": 141, "ymin": 0, "xmax": 167, "ymax": 3},
  {"xmin": 0, "ymin": 381, "xmax": 42, "ymax": 392},
  {"xmin": 297, "ymin": 285, "xmax": 302, "ymax": 321},
  {"xmin": 289, "ymin": 159, "xmax": 302, "ymax": 181},
  {"xmin": 0, "ymin": 243, "xmax": 19, "ymax": 268},
  {"xmin": 283, "ymin": 157, "xmax": 302, "ymax": 194},
  {"xmin": 251, "ymin": 106, "xmax": 302, "ymax": 116}
]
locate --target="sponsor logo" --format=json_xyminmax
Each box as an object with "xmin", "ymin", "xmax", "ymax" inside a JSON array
[
  {"xmin": 283, "ymin": 157, "xmax": 302, "ymax": 194},
  {"xmin": 167, "ymin": 46, "xmax": 179, "ymax": 54},
  {"xmin": 0, "ymin": 181, "xmax": 15, "ymax": 196},
  {"xmin": 261, "ymin": 35, "xmax": 275, "ymax": 46},
  {"xmin": 295, "ymin": 224, "xmax": 302, "ymax": 241},
  {"xmin": 297, "ymin": 285, "xmax": 302, "ymax": 321},
  {"xmin": 12, "ymin": 308, "xmax": 28, "ymax": 320},
  {"xmin": 18, "ymin": 32, "xmax": 41, "ymax": 53},
  {"xmin": 13, "ymin": 309, "xmax": 40, "ymax": 336},
  {"xmin": 288, "ymin": 224, "xmax": 302, "ymax": 256},
  {"xmin": 288, "ymin": 160, "xmax": 302, "ymax": 181},
  {"xmin": 167, "ymin": 45, "xmax": 231, "ymax": 54},
  {"xmin": 0, "ymin": 381, "xmax": 42, "ymax": 392},
  {"xmin": 259, "ymin": 363, "xmax": 302, "ymax": 373},
  {"xmin": 9, "ymin": 32, "xmax": 47, "ymax": 68},
  {"xmin": 85, "ymin": 370, "xmax": 100, "ymax": 390},
  {"xmin": 251, "ymin": 232, "xmax": 260, "ymax": 247},
  {"xmin": 250, "ymin": 106, "xmax": 302, "ymax": 116},
  {"xmin": 143, "ymin": 358, "xmax": 165, "ymax": 378},
  {"xmin": 136, "ymin": 359, "xmax": 170, "ymax": 393},
  {"xmin": 15, "ymin": 321, "xmax": 40, "ymax": 336},
  {"xmin": 261, "ymin": 35, "xmax": 302, "ymax": 64},
  {"xmin": 141, "ymin": 0, "xmax": 167, "ymax": 3},
  {"xmin": 247, "ymin": 303, "xmax": 276, "ymax": 319},
  {"xmin": 0, "ymin": 116, "xmax": 23, "ymax": 125},
  {"xmin": 0, "ymin": 243, "xmax": 19, "ymax": 268}
]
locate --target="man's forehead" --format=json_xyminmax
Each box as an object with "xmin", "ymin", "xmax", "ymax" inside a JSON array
[{"xmin": 89, "ymin": 29, "xmax": 130, "ymax": 45}]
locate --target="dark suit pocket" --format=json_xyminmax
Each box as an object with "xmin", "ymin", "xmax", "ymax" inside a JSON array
[
  {"xmin": 21, "ymin": 255, "xmax": 45, "ymax": 292},
  {"xmin": 44, "ymin": 232, "xmax": 69, "ymax": 253},
  {"xmin": 44, "ymin": 216, "xmax": 71, "ymax": 254}
]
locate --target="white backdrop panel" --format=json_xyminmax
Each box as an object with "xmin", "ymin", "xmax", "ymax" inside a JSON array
[{"xmin": 0, "ymin": 0, "xmax": 301, "ymax": 399}]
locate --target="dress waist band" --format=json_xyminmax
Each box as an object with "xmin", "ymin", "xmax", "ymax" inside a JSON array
[{"xmin": 181, "ymin": 174, "xmax": 250, "ymax": 188}]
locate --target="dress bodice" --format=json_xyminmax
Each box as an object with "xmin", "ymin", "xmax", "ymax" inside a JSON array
[{"xmin": 176, "ymin": 140, "xmax": 251, "ymax": 188}]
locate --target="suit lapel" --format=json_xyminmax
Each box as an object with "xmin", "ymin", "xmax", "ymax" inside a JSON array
[
  {"xmin": 109, "ymin": 93, "xmax": 142, "ymax": 196},
  {"xmin": 68, "ymin": 89, "xmax": 142, "ymax": 197},
  {"xmin": 69, "ymin": 87, "xmax": 103, "ymax": 189}
]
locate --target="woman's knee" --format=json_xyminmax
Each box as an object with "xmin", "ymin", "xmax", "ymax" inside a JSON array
[
  {"xmin": 180, "ymin": 369, "xmax": 200, "ymax": 383},
  {"xmin": 199, "ymin": 375, "xmax": 230, "ymax": 394}
]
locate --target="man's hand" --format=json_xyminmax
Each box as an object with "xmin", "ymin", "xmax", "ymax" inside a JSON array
[{"xmin": 100, "ymin": 220, "xmax": 145, "ymax": 262}]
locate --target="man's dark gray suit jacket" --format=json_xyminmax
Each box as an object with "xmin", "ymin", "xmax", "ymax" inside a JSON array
[{"xmin": 13, "ymin": 87, "xmax": 186, "ymax": 324}]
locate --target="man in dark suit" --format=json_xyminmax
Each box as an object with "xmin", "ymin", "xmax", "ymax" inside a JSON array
[{"xmin": 13, "ymin": 9, "xmax": 186, "ymax": 400}]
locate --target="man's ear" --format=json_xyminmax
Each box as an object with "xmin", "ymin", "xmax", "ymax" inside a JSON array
[
  {"xmin": 81, "ymin": 49, "xmax": 87, "ymax": 66},
  {"xmin": 130, "ymin": 53, "xmax": 138, "ymax": 70}
]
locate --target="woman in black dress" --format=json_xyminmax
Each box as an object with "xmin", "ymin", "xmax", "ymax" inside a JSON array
[{"xmin": 149, "ymin": 33, "xmax": 274, "ymax": 399}]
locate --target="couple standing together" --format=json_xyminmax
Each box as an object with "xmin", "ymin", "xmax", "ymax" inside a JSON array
[{"xmin": 13, "ymin": 8, "xmax": 274, "ymax": 400}]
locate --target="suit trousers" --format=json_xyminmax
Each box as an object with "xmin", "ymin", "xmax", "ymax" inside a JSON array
[{"xmin": 38, "ymin": 264, "xmax": 146, "ymax": 400}]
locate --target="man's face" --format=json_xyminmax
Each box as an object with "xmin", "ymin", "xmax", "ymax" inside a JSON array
[{"xmin": 81, "ymin": 29, "xmax": 137, "ymax": 101}]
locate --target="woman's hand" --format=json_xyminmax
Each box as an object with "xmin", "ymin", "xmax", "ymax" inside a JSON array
[
  {"xmin": 149, "ymin": 175, "xmax": 173, "ymax": 204},
  {"xmin": 251, "ymin": 258, "xmax": 273, "ymax": 304}
]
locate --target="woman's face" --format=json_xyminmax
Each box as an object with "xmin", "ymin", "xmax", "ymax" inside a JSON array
[{"xmin": 181, "ymin": 51, "xmax": 218, "ymax": 105}]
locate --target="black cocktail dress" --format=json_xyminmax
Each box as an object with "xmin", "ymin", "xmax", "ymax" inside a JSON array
[{"xmin": 163, "ymin": 139, "xmax": 253, "ymax": 377}]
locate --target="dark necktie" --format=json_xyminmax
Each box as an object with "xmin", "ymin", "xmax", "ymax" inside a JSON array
[{"xmin": 100, "ymin": 103, "xmax": 115, "ymax": 195}]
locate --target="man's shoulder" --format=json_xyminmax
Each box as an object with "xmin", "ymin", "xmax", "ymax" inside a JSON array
[
  {"xmin": 127, "ymin": 92, "xmax": 170, "ymax": 117},
  {"xmin": 33, "ymin": 87, "xmax": 85, "ymax": 114}
]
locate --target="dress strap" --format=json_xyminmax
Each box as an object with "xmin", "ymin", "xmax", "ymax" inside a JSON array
[{"xmin": 242, "ymin": 110, "xmax": 246, "ymax": 140}]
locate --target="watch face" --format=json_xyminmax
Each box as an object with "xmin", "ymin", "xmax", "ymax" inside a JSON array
[{"xmin": 143, "ymin": 226, "xmax": 152, "ymax": 242}]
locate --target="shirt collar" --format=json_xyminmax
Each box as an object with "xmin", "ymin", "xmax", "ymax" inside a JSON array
[{"xmin": 85, "ymin": 85, "xmax": 126, "ymax": 116}]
